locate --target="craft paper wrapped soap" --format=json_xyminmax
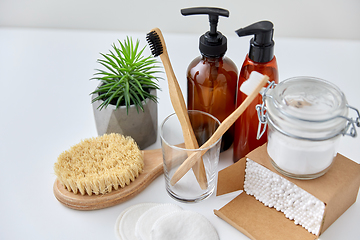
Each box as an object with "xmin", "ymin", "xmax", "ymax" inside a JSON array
[{"xmin": 215, "ymin": 144, "xmax": 360, "ymax": 240}]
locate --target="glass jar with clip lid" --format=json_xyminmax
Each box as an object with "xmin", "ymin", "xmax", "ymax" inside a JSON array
[{"xmin": 256, "ymin": 76, "xmax": 360, "ymax": 180}]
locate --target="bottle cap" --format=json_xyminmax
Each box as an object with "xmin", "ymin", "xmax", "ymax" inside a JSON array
[
  {"xmin": 235, "ymin": 21, "xmax": 275, "ymax": 63},
  {"xmin": 181, "ymin": 7, "xmax": 229, "ymax": 58}
]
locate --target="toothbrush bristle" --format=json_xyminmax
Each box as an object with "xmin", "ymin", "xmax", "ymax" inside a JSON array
[
  {"xmin": 240, "ymin": 71, "xmax": 265, "ymax": 95},
  {"xmin": 146, "ymin": 30, "xmax": 163, "ymax": 57}
]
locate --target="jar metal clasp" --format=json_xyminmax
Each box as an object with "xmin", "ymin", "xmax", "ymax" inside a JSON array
[
  {"xmin": 256, "ymin": 81, "xmax": 276, "ymax": 140},
  {"xmin": 342, "ymin": 105, "xmax": 360, "ymax": 138}
]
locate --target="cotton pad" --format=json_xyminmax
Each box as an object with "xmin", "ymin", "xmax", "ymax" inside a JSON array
[
  {"xmin": 150, "ymin": 210, "xmax": 219, "ymax": 240},
  {"xmin": 115, "ymin": 203, "xmax": 160, "ymax": 240},
  {"xmin": 135, "ymin": 203, "xmax": 182, "ymax": 240}
]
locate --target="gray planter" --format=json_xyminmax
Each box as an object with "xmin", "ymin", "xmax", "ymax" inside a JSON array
[{"xmin": 92, "ymin": 89, "xmax": 158, "ymax": 149}]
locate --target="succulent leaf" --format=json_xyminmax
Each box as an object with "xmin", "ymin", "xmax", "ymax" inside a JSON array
[{"xmin": 90, "ymin": 37, "xmax": 162, "ymax": 113}]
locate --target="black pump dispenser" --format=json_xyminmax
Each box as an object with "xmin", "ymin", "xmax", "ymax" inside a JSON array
[
  {"xmin": 181, "ymin": 7, "xmax": 229, "ymax": 58},
  {"xmin": 235, "ymin": 21, "xmax": 275, "ymax": 63}
]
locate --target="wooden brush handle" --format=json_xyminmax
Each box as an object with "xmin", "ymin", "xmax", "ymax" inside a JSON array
[
  {"xmin": 170, "ymin": 75, "xmax": 270, "ymax": 186},
  {"xmin": 153, "ymin": 28, "xmax": 208, "ymax": 189}
]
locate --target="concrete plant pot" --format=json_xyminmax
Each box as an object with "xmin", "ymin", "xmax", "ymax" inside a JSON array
[{"xmin": 92, "ymin": 89, "xmax": 158, "ymax": 149}]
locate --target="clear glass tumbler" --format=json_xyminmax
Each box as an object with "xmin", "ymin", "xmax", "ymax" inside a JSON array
[{"xmin": 160, "ymin": 110, "xmax": 221, "ymax": 203}]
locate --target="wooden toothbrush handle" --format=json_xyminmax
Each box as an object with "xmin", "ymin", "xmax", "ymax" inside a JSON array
[
  {"xmin": 160, "ymin": 52, "xmax": 208, "ymax": 190},
  {"xmin": 170, "ymin": 75, "xmax": 270, "ymax": 186},
  {"xmin": 160, "ymin": 54, "xmax": 194, "ymax": 143}
]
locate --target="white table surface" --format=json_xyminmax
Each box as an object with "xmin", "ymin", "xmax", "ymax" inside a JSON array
[{"xmin": 0, "ymin": 27, "xmax": 359, "ymax": 240}]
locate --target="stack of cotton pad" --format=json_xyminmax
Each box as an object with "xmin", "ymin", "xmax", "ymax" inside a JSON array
[
  {"xmin": 115, "ymin": 203, "xmax": 219, "ymax": 240},
  {"xmin": 244, "ymin": 159, "xmax": 325, "ymax": 235}
]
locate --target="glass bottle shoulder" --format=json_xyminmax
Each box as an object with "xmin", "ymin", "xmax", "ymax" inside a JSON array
[{"xmin": 187, "ymin": 55, "xmax": 238, "ymax": 83}]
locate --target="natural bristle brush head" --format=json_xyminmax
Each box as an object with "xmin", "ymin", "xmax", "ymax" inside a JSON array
[
  {"xmin": 146, "ymin": 29, "xmax": 163, "ymax": 57},
  {"xmin": 54, "ymin": 133, "xmax": 144, "ymax": 196}
]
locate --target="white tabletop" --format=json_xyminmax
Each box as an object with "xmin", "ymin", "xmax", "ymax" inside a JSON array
[{"xmin": 0, "ymin": 27, "xmax": 359, "ymax": 240}]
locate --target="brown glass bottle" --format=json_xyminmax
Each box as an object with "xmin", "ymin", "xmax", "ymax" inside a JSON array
[
  {"xmin": 233, "ymin": 54, "xmax": 278, "ymax": 161},
  {"xmin": 233, "ymin": 20, "xmax": 279, "ymax": 162},
  {"xmin": 187, "ymin": 55, "xmax": 238, "ymax": 151}
]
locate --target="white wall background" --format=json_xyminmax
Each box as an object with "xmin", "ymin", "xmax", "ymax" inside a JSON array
[{"xmin": 0, "ymin": 0, "xmax": 359, "ymax": 40}]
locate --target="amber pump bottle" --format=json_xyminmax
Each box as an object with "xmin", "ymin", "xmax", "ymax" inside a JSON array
[
  {"xmin": 233, "ymin": 21, "xmax": 279, "ymax": 162},
  {"xmin": 181, "ymin": 7, "xmax": 238, "ymax": 152}
]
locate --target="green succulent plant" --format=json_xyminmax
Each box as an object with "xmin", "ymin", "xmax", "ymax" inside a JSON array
[{"xmin": 91, "ymin": 37, "xmax": 162, "ymax": 114}]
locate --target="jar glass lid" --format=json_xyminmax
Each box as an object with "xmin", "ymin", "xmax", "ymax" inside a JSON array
[
  {"xmin": 269, "ymin": 77, "xmax": 348, "ymax": 122},
  {"xmin": 264, "ymin": 77, "xmax": 349, "ymax": 139}
]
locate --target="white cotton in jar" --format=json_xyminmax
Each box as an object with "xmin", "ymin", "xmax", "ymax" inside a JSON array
[
  {"xmin": 267, "ymin": 125, "xmax": 341, "ymax": 176},
  {"xmin": 244, "ymin": 159, "xmax": 325, "ymax": 236}
]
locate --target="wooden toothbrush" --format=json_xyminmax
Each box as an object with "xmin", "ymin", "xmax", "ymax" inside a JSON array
[
  {"xmin": 146, "ymin": 28, "xmax": 208, "ymax": 190},
  {"xmin": 170, "ymin": 72, "xmax": 270, "ymax": 186}
]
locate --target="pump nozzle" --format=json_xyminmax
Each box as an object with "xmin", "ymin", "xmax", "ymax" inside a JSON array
[
  {"xmin": 181, "ymin": 7, "xmax": 229, "ymax": 57},
  {"xmin": 235, "ymin": 21, "xmax": 275, "ymax": 63},
  {"xmin": 181, "ymin": 7, "xmax": 229, "ymax": 36}
]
